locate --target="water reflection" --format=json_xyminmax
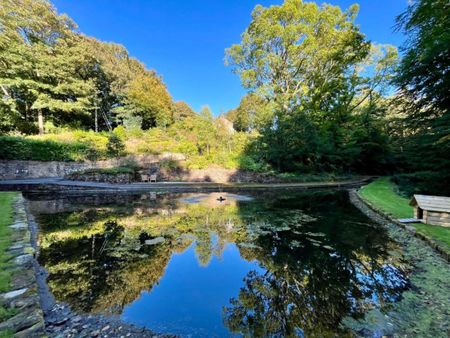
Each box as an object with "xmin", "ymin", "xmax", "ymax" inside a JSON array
[{"xmin": 28, "ymin": 190, "xmax": 408, "ymax": 337}]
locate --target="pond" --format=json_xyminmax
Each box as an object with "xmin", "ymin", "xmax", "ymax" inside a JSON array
[{"xmin": 28, "ymin": 189, "xmax": 409, "ymax": 337}]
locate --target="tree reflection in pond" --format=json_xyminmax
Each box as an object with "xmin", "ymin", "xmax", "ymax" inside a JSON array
[{"xmin": 29, "ymin": 190, "xmax": 408, "ymax": 336}]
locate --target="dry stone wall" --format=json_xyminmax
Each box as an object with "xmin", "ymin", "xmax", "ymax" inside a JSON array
[
  {"xmin": 0, "ymin": 195, "xmax": 45, "ymax": 337},
  {"xmin": 0, "ymin": 153, "xmax": 186, "ymax": 180}
]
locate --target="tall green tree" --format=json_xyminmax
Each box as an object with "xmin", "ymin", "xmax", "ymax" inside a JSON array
[
  {"xmin": 225, "ymin": 0, "xmax": 369, "ymax": 111},
  {"xmin": 225, "ymin": 93, "xmax": 272, "ymax": 132},
  {"xmin": 173, "ymin": 101, "xmax": 196, "ymax": 121},
  {"xmin": 393, "ymin": 0, "xmax": 450, "ymax": 193},
  {"xmin": 0, "ymin": 0, "xmax": 95, "ymax": 134},
  {"xmin": 226, "ymin": 0, "xmax": 397, "ymax": 172},
  {"xmin": 124, "ymin": 73, "xmax": 174, "ymax": 129}
]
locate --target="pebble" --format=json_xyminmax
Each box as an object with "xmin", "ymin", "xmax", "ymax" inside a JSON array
[
  {"xmin": 90, "ymin": 330, "xmax": 100, "ymax": 337},
  {"xmin": 44, "ymin": 303, "xmax": 170, "ymax": 338}
]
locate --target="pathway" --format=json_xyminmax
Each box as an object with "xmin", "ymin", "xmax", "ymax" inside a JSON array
[{"xmin": 0, "ymin": 177, "xmax": 372, "ymax": 192}]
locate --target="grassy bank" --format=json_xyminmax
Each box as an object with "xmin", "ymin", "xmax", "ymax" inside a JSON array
[
  {"xmin": 0, "ymin": 192, "xmax": 18, "ymax": 327},
  {"xmin": 359, "ymin": 177, "xmax": 450, "ymax": 254}
]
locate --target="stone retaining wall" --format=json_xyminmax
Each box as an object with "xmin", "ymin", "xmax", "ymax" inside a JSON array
[
  {"xmin": 0, "ymin": 195, "xmax": 45, "ymax": 337},
  {"xmin": 157, "ymin": 167, "xmax": 279, "ymax": 183},
  {"xmin": 66, "ymin": 172, "xmax": 133, "ymax": 184},
  {"xmin": 0, "ymin": 153, "xmax": 185, "ymax": 180}
]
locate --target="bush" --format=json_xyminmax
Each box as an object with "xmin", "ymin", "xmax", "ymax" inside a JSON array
[
  {"xmin": 392, "ymin": 171, "xmax": 450, "ymax": 197},
  {"xmin": 107, "ymin": 134, "xmax": 125, "ymax": 157},
  {"xmin": 0, "ymin": 136, "xmax": 89, "ymax": 161}
]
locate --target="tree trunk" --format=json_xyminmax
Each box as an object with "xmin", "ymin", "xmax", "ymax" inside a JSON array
[
  {"xmin": 38, "ymin": 109, "xmax": 44, "ymax": 135},
  {"xmin": 94, "ymin": 108, "xmax": 98, "ymax": 132}
]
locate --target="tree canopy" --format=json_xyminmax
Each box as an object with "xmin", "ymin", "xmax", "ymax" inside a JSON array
[
  {"xmin": 0, "ymin": 0, "xmax": 176, "ymax": 134},
  {"xmin": 226, "ymin": 0, "xmax": 398, "ymax": 173}
]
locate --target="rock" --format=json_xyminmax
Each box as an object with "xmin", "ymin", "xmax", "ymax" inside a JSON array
[
  {"xmin": 102, "ymin": 325, "xmax": 110, "ymax": 332},
  {"xmin": 144, "ymin": 237, "xmax": 165, "ymax": 245},
  {"xmin": 13, "ymin": 254, "xmax": 33, "ymax": 267},
  {"xmin": 2, "ymin": 288, "xmax": 28, "ymax": 299},
  {"xmin": 405, "ymin": 225, "xmax": 416, "ymax": 234},
  {"xmin": 54, "ymin": 317, "xmax": 69, "ymax": 326},
  {"xmin": 9, "ymin": 243, "xmax": 26, "ymax": 250},
  {"xmin": 90, "ymin": 329, "xmax": 100, "ymax": 337},
  {"xmin": 0, "ymin": 309, "xmax": 42, "ymax": 332},
  {"xmin": 10, "ymin": 222, "xmax": 28, "ymax": 229},
  {"xmin": 72, "ymin": 315, "xmax": 82, "ymax": 322},
  {"xmin": 14, "ymin": 321, "xmax": 46, "ymax": 338}
]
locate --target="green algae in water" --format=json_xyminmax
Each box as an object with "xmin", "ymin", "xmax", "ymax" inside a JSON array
[{"xmin": 25, "ymin": 190, "xmax": 449, "ymax": 337}]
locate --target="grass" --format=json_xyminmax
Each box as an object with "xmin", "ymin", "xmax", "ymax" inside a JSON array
[
  {"xmin": 0, "ymin": 192, "xmax": 19, "ymax": 325},
  {"xmin": 359, "ymin": 177, "xmax": 450, "ymax": 254},
  {"xmin": 359, "ymin": 177, "xmax": 413, "ymax": 218}
]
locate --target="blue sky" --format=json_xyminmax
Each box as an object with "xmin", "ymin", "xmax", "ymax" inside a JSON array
[{"xmin": 52, "ymin": 0, "xmax": 408, "ymax": 115}]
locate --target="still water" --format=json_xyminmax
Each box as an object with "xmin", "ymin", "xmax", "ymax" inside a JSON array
[{"xmin": 28, "ymin": 189, "xmax": 408, "ymax": 337}]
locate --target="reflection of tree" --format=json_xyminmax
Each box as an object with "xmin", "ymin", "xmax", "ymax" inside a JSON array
[
  {"xmin": 34, "ymin": 190, "xmax": 408, "ymax": 335},
  {"xmin": 223, "ymin": 192, "xmax": 407, "ymax": 337},
  {"xmin": 38, "ymin": 194, "xmax": 248, "ymax": 313}
]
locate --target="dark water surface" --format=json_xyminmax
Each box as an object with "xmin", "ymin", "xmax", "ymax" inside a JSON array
[{"xmin": 27, "ymin": 190, "xmax": 409, "ymax": 337}]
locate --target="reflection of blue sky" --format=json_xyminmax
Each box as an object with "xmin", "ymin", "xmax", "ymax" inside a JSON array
[{"xmin": 121, "ymin": 242, "xmax": 264, "ymax": 337}]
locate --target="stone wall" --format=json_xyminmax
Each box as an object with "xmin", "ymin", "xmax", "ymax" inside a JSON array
[
  {"xmin": 0, "ymin": 195, "xmax": 45, "ymax": 337},
  {"xmin": 158, "ymin": 167, "xmax": 278, "ymax": 183},
  {"xmin": 67, "ymin": 172, "xmax": 133, "ymax": 184},
  {"xmin": 0, "ymin": 153, "xmax": 185, "ymax": 180}
]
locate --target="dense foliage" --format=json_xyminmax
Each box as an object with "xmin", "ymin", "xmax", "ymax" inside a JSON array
[
  {"xmin": 390, "ymin": 0, "xmax": 450, "ymax": 194},
  {"xmin": 0, "ymin": 0, "xmax": 184, "ymax": 134},
  {"xmin": 225, "ymin": 0, "xmax": 398, "ymax": 173}
]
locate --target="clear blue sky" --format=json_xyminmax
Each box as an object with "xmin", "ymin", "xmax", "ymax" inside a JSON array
[{"xmin": 52, "ymin": 0, "xmax": 408, "ymax": 115}]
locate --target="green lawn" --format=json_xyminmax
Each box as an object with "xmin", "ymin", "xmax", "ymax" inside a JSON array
[
  {"xmin": 0, "ymin": 192, "xmax": 18, "ymax": 325},
  {"xmin": 359, "ymin": 177, "xmax": 450, "ymax": 254}
]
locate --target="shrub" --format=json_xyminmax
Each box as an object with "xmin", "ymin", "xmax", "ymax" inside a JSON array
[
  {"xmin": 392, "ymin": 171, "xmax": 450, "ymax": 197},
  {"xmin": 0, "ymin": 136, "xmax": 89, "ymax": 161},
  {"xmin": 107, "ymin": 134, "xmax": 126, "ymax": 157}
]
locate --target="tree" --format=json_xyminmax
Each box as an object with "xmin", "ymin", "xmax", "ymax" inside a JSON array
[
  {"xmin": 396, "ymin": 0, "xmax": 449, "ymax": 114},
  {"xmin": 225, "ymin": 0, "xmax": 397, "ymax": 173},
  {"xmin": 225, "ymin": 0, "xmax": 369, "ymax": 111},
  {"xmin": 0, "ymin": 0, "xmax": 177, "ymax": 134},
  {"xmin": 0, "ymin": 0, "xmax": 95, "ymax": 134},
  {"xmin": 392, "ymin": 0, "xmax": 450, "ymax": 194},
  {"xmin": 195, "ymin": 105, "xmax": 216, "ymax": 155},
  {"xmin": 173, "ymin": 101, "xmax": 196, "ymax": 121},
  {"xmin": 224, "ymin": 93, "xmax": 271, "ymax": 132},
  {"xmin": 124, "ymin": 73, "xmax": 174, "ymax": 129}
]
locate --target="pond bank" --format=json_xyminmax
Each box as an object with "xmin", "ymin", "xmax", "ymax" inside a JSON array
[
  {"xmin": 358, "ymin": 178, "xmax": 450, "ymax": 261},
  {"xmin": 0, "ymin": 193, "xmax": 45, "ymax": 337},
  {"xmin": 15, "ymin": 194, "xmax": 171, "ymax": 338},
  {"xmin": 348, "ymin": 190, "xmax": 450, "ymax": 337},
  {"xmin": 0, "ymin": 176, "xmax": 371, "ymax": 193}
]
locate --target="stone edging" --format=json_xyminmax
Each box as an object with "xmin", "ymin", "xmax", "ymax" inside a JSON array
[
  {"xmin": 351, "ymin": 189, "xmax": 450, "ymax": 263},
  {"xmin": 0, "ymin": 195, "xmax": 46, "ymax": 337}
]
